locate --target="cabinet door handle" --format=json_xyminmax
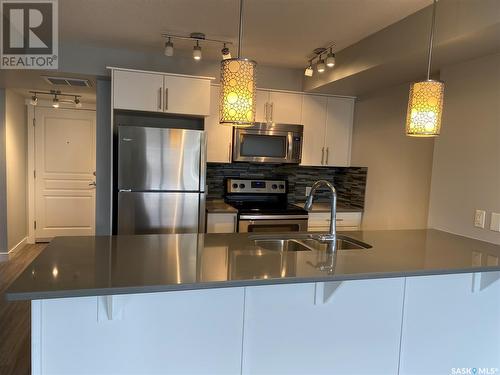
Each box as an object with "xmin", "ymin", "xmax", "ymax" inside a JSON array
[
  {"xmin": 264, "ymin": 103, "xmax": 268, "ymax": 122},
  {"xmin": 158, "ymin": 88, "xmax": 162, "ymax": 110},
  {"xmin": 233, "ymin": 215, "xmax": 237, "ymax": 232},
  {"xmin": 164, "ymin": 88, "xmax": 168, "ymax": 111},
  {"xmin": 270, "ymin": 102, "xmax": 274, "ymax": 123},
  {"xmin": 326, "ymin": 147, "xmax": 329, "ymax": 165},
  {"xmin": 321, "ymin": 147, "xmax": 325, "ymax": 165},
  {"xmin": 228, "ymin": 142, "xmax": 232, "ymax": 162}
]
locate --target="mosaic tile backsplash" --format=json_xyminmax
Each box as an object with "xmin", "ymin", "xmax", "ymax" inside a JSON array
[{"xmin": 206, "ymin": 163, "xmax": 367, "ymax": 209}]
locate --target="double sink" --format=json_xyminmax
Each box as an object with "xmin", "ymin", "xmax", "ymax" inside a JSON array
[{"xmin": 251, "ymin": 234, "xmax": 372, "ymax": 252}]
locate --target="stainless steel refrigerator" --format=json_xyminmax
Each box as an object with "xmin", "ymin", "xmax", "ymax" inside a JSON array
[{"xmin": 116, "ymin": 125, "xmax": 206, "ymax": 234}]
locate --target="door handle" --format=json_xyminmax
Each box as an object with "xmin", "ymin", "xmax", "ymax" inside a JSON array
[
  {"xmin": 264, "ymin": 103, "xmax": 268, "ymax": 122},
  {"xmin": 326, "ymin": 147, "xmax": 329, "ymax": 165},
  {"xmin": 165, "ymin": 88, "xmax": 168, "ymax": 111},
  {"xmin": 158, "ymin": 87, "xmax": 162, "ymax": 110},
  {"xmin": 269, "ymin": 102, "xmax": 274, "ymax": 123},
  {"xmin": 321, "ymin": 147, "xmax": 325, "ymax": 165},
  {"xmin": 88, "ymin": 181, "xmax": 96, "ymax": 187},
  {"xmin": 228, "ymin": 142, "xmax": 232, "ymax": 162}
]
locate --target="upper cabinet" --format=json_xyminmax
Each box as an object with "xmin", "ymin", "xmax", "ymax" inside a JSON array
[
  {"xmin": 300, "ymin": 94, "xmax": 354, "ymax": 167},
  {"xmin": 255, "ymin": 90, "xmax": 302, "ymax": 124},
  {"xmin": 205, "ymin": 85, "xmax": 232, "ymax": 163},
  {"xmin": 112, "ymin": 68, "xmax": 211, "ymax": 116}
]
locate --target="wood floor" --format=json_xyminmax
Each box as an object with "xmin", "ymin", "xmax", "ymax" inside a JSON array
[{"xmin": 0, "ymin": 243, "xmax": 46, "ymax": 375}]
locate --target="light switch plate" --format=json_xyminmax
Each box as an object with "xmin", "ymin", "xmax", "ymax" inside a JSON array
[
  {"xmin": 490, "ymin": 212, "xmax": 500, "ymax": 232},
  {"xmin": 474, "ymin": 210, "xmax": 486, "ymax": 228},
  {"xmin": 305, "ymin": 187, "xmax": 312, "ymax": 196}
]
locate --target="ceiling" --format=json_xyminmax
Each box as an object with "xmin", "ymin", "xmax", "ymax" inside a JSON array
[{"xmin": 59, "ymin": 0, "xmax": 432, "ymax": 69}]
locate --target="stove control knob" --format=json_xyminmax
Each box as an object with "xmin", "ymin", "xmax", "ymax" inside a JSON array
[
  {"xmin": 239, "ymin": 183, "xmax": 246, "ymax": 189},
  {"xmin": 272, "ymin": 184, "xmax": 277, "ymax": 189},
  {"xmin": 279, "ymin": 184, "xmax": 285, "ymax": 190},
  {"xmin": 232, "ymin": 183, "xmax": 238, "ymax": 189}
]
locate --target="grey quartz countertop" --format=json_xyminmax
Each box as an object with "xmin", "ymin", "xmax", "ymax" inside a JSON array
[
  {"xmin": 206, "ymin": 200, "xmax": 238, "ymax": 213},
  {"xmin": 293, "ymin": 202, "xmax": 363, "ymax": 213},
  {"xmin": 6, "ymin": 230, "xmax": 500, "ymax": 301}
]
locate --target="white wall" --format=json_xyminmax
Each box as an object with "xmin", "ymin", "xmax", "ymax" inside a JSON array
[
  {"xmin": 5, "ymin": 90, "xmax": 27, "ymax": 251},
  {"xmin": 428, "ymin": 53, "xmax": 500, "ymax": 244},
  {"xmin": 351, "ymin": 84, "xmax": 435, "ymax": 230}
]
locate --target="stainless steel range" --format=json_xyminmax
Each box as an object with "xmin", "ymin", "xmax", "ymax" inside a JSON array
[{"xmin": 224, "ymin": 178, "xmax": 308, "ymax": 233}]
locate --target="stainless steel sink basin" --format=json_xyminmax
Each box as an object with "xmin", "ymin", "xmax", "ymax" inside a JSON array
[{"xmin": 252, "ymin": 234, "xmax": 372, "ymax": 252}]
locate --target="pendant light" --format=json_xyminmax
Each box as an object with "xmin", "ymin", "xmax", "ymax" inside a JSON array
[
  {"xmin": 405, "ymin": 0, "xmax": 444, "ymax": 137},
  {"xmin": 219, "ymin": 0, "xmax": 257, "ymax": 127}
]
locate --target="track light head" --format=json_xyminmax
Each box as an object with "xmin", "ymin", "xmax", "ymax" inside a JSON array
[
  {"xmin": 326, "ymin": 50, "xmax": 335, "ymax": 68},
  {"xmin": 30, "ymin": 94, "xmax": 38, "ymax": 106},
  {"xmin": 193, "ymin": 41, "xmax": 202, "ymax": 60},
  {"xmin": 221, "ymin": 44, "xmax": 231, "ymax": 60},
  {"xmin": 317, "ymin": 58, "xmax": 326, "ymax": 73},
  {"xmin": 304, "ymin": 64, "xmax": 313, "ymax": 77},
  {"xmin": 164, "ymin": 38, "xmax": 174, "ymax": 57},
  {"xmin": 52, "ymin": 95, "xmax": 59, "ymax": 108}
]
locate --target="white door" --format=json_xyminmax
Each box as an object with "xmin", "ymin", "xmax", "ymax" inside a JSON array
[
  {"xmin": 113, "ymin": 70, "xmax": 164, "ymax": 112},
  {"xmin": 324, "ymin": 97, "xmax": 354, "ymax": 166},
  {"xmin": 255, "ymin": 89, "xmax": 270, "ymax": 123},
  {"xmin": 34, "ymin": 108, "xmax": 96, "ymax": 240},
  {"xmin": 301, "ymin": 94, "xmax": 327, "ymax": 166},
  {"xmin": 164, "ymin": 75, "xmax": 210, "ymax": 116},
  {"xmin": 268, "ymin": 91, "xmax": 303, "ymax": 124},
  {"xmin": 205, "ymin": 85, "xmax": 232, "ymax": 163}
]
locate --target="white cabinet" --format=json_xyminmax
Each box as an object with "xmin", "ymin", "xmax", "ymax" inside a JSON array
[
  {"xmin": 325, "ymin": 97, "xmax": 354, "ymax": 166},
  {"xmin": 399, "ymin": 272, "xmax": 500, "ymax": 375},
  {"xmin": 112, "ymin": 68, "xmax": 210, "ymax": 116},
  {"xmin": 308, "ymin": 211, "xmax": 362, "ymax": 232},
  {"xmin": 255, "ymin": 90, "xmax": 302, "ymax": 124},
  {"xmin": 300, "ymin": 94, "xmax": 354, "ymax": 167},
  {"xmin": 301, "ymin": 94, "xmax": 328, "ymax": 166},
  {"xmin": 163, "ymin": 74, "xmax": 210, "ymax": 116},
  {"xmin": 206, "ymin": 213, "xmax": 237, "ymax": 233},
  {"xmin": 205, "ymin": 85, "xmax": 232, "ymax": 163},
  {"xmin": 113, "ymin": 70, "xmax": 164, "ymax": 112},
  {"xmin": 242, "ymin": 279, "xmax": 405, "ymax": 375}
]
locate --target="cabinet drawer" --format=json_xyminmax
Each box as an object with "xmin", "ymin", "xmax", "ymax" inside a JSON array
[
  {"xmin": 308, "ymin": 212, "xmax": 362, "ymax": 228},
  {"xmin": 207, "ymin": 213, "xmax": 237, "ymax": 233}
]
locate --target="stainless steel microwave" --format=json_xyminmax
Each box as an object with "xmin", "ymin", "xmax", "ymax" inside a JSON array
[{"xmin": 232, "ymin": 123, "xmax": 303, "ymax": 164}]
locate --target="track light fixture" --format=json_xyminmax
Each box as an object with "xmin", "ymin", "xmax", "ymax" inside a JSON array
[
  {"xmin": 161, "ymin": 32, "xmax": 232, "ymax": 61},
  {"xmin": 193, "ymin": 40, "xmax": 202, "ymax": 60},
  {"xmin": 221, "ymin": 43, "xmax": 231, "ymax": 60},
  {"xmin": 326, "ymin": 49, "xmax": 336, "ymax": 68},
  {"xmin": 304, "ymin": 44, "xmax": 336, "ymax": 78},
  {"xmin": 164, "ymin": 38, "xmax": 174, "ymax": 57},
  {"xmin": 52, "ymin": 94, "xmax": 59, "ymax": 108},
  {"xmin": 29, "ymin": 90, "xmax": 83, "ymax": 109}
]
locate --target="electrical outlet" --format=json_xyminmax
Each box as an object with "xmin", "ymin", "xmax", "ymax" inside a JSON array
[
  {"xmin": 474, "ymin": 210, "xmax": 486, "ymax": 228},
  {"xmin": 305, "ymin": 187, "xmax": 312, "ymax": 196},
  {"xmin": 490, "ymin": 212, "xmax": 500, "ymax": 232}
]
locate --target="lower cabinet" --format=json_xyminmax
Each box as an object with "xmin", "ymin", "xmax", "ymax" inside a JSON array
[
  {"xmin": 242, "ymin": 279, "xmax": 405, "ymax": 375},
  {"xmin": 206, "ymin": 212, "xmax": 237, "ymax": 233},
  {"xmin": 399, "ymin": 272, "xmax": 500, "ymax": 375}
]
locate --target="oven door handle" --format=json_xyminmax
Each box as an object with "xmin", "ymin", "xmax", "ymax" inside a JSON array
[{"xmin": 239, "ymin": 215, "xmax": 309, "ymax": 220}]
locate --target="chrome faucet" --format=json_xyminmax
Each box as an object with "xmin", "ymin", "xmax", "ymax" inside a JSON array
[{"xmin": 304, "ymin": 180, "xmax": 337, "ymax": 252}]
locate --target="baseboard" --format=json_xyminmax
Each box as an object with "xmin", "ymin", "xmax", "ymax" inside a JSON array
[{"xmin": 8, "ymin": 236, "xmax": 28, "ymax": 254}]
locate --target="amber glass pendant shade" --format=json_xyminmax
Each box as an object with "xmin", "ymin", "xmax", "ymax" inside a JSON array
[
  {"xmin": 405, "ymin": 80, "xmax": 444, "ymax": 137},
  {"xmin": 219, "ymin": 58, "xmax": 256, "ymax": 127}
]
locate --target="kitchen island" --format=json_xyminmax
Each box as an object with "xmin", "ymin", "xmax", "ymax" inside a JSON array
[{"xmin": 6, "ymin": 230, "xmax": 500, "ymax": 375}]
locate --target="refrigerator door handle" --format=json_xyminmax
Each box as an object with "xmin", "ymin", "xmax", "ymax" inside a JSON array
[
  {"xmin": 200, "ymin": 132, "xmax": 207, "ymax": 192},
  {"xmin": 198, "ymin": 194, "xmax": 206, "ymax": 233}
]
